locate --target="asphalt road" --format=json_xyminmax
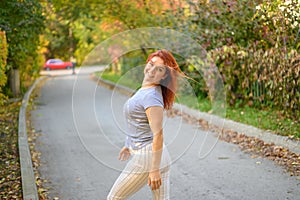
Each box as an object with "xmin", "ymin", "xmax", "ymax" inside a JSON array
[{"xmin": 31, "ymin": 67, "xmax": 300, "ymax": 200}]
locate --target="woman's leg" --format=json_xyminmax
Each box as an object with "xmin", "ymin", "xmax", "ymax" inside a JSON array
[
  {"xmin": 107, "ymin": 149, "xmax": 150, "ymax": 200},
  {"xmin": 107, "ymin": 168, "xmax": 148, "ymax": 199},
  {"xmin": 107, "ymin": 144, "xmax": 170, "ymax": 200}
]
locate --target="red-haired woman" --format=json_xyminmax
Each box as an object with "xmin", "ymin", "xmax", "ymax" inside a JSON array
[{"xmin": 107, "ymin": 50, "xmax": 180, "ymax": 200}]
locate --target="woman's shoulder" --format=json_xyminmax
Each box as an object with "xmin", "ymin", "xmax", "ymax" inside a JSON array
[
  {"xmin": 140, "ymin": 86, "xmax": 163, "ymax": 108},
  {"xmin": 142, "ymin": 87, "xmax": 163, "ymax": 104},
  {"xmin": 142, "ymin": 86, "xmax": 162, "ymax": 96}
]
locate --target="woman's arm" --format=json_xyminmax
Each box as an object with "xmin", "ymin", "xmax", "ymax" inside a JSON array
[{"xmin": 146, "ymin": 106, "xmax": 164, "ymax": 190}]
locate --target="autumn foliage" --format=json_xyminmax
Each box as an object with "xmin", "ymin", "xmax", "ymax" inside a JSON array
[
  {"xmin": 168, "ymin": 0, "xmax": 300, "ymax": 121},
  {"xmin": 0, "ymin": 31, "xmax": 7, "ymax": 104},
  {"xmin": 211, "ymin": 45, "xmax": 300, "ymax": 119}
]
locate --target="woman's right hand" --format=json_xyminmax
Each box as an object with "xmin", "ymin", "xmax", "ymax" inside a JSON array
[{"xmin": 118, "ymin": 147, "xmax": 131, "ymax": 161}]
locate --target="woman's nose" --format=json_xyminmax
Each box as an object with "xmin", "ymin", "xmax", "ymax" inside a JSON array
[{"xmin": 149, "ymin": 66, "xmax": 157, "ymax": 74}]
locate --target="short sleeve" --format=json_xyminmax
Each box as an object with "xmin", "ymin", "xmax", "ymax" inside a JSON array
[{"xmin": 141, "ymin": 90, "xmax": 164, "ymax": 110}]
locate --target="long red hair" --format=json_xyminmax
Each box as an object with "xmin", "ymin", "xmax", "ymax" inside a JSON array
[{"xmin": 146, "ymin": 50, "xmax": 180, "ymax": 110}]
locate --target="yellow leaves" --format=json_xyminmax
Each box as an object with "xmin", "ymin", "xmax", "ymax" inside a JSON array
[
  {"xmin": 219, "ymin": 129, "xmax": 300, "ymax": 176},
  {"xmin": 0, "ymin": 31, "xmax": 8, "ymax": 104},
  {"xmin": 237, "ymin": 50, "xmax": 248, "ymax": 59},
  {"xmin": 256, "ymin": 0, "xmax": 299, "ymax": 29},
  {"xmin": 0, "ymin": 102, "xmax": 22, "ymax": 199}
]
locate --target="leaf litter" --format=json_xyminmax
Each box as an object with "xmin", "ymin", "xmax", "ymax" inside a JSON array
[{"xmin": 0, "ymin": 101, "xmax": 22, "ymax": 199}]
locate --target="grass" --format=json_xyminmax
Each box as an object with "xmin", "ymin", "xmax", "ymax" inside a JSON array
[
  {"xmin": 226, "ymin": 105, "xmax": 299, "ymax": 138},
  {"xmin": 97, "ymin": 70, "xmax": 300, "ymax": 139},
  {"xmin": 175, "ymin": 94, "xmax": 212, "ymax": 112},
  {"xmin": 95, "ymin": 71, "xmax": 141, "ymax": 90}
]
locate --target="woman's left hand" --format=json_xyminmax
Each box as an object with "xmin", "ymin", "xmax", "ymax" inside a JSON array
[
  {"xmin": 148, "ymin": 170, "xmax": 162, "ymax": 190},
  {"xmin": 118, "ymin": 147, "xmax": 131, "ymax": 161}
]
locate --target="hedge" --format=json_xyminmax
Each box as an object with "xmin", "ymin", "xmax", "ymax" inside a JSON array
[{"xmin": 210, "ymin": 45, "xmax": 299, "ymax": 120}]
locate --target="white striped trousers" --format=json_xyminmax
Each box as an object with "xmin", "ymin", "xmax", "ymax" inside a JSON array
[{"xmin": 107, "ymin": 143, "xmax": 171, "ymax": 200}]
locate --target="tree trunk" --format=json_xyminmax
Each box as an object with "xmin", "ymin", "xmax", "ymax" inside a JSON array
[{"xmin": 9, "ymin": 69, "xmax": 20, "ymax": 97}]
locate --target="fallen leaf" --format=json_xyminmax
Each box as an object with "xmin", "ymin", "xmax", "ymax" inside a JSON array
[{"xmin": 218, "ymin": 157, "xmax": 230, "ymax": 160}]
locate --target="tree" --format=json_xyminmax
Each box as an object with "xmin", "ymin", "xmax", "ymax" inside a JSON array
[
  {"xmin": 42, "ymin": 0, "xmax": 174, "ymax": 65},
  {"xmin": 0, "ymin": 0, "xmax": 44, "ymax": 70},
  {"xmin": 0, "ymin": 0, "xmax": 44, "ymax": 96},
  {"xmin": 41, "ymin": 0, "xmax": 103, "ymax": 61}
]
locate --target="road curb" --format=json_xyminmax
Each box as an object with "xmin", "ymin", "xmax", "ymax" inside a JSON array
[
  {"xmin": 91, "ymin": 73, "xmax": 300, "ymax": 155},
  {"xmin": 172, "ymin": 103, "xmax": 300, "ymax": 155},
  {"xmin": 18, "ymin": 76, "xmax": 46, "ymax": 200}
]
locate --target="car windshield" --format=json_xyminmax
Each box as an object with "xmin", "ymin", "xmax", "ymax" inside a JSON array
[{"xmin": 49, "ymin": 59, "xmax": 63, "ymax": 64}]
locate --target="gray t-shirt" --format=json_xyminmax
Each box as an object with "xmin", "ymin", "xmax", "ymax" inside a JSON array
[{"xmin": 123, "ymin": 86, "xmax": 164, "ymax": 150}]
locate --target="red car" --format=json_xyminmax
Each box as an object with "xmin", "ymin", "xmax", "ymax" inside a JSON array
[{"xmin": 43, "ymin": 59, "xmax": 73, "ymax": 70}]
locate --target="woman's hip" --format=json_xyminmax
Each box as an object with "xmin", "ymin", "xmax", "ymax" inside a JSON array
[{"xmin": 129, "ymin": 143, "xmax": 171, "ymax": 172}]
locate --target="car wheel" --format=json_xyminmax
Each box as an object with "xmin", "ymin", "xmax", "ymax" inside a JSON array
[
  {"xmin": 66, "ymin": 66, "xmax": 71, "ymax": 69},
  {"xmin": 45, "ymin": 67, "xmax": 51, "ymax": 71}
]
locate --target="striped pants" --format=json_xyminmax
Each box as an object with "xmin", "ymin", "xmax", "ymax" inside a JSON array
[{"xmin": 107, "ymin": 143, "xmax": 171, "ymax": 200}]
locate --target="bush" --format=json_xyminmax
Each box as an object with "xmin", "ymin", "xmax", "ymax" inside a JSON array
[
  {"xmin": 210, "ymin": 44, "xmax": 299, "ymax": 120},
  {"xmin": 0, "ymin": 31, "xmax": 8, "ymax": 104}
]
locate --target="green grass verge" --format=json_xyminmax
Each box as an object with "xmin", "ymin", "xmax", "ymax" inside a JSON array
[
  {"xmin": 226, "ymin": 105, "xmax": 299, "ymax": 139},
  {"xmin": 95, "ymin": 71, "xmax": 140, "ymax": 90},
  {"xmin": 96, "ymin": 71, "xmax": 300, "ymax": 139}
]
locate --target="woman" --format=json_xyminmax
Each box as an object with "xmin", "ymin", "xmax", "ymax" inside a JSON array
[{"xmin": 107, "ymin": 50, "xmax": 180, "ymax": 200}]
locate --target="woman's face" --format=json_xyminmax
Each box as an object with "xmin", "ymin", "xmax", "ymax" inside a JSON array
[{"xmin": 143, "ymin": 56, "xmax": 167, "ymax": 85}]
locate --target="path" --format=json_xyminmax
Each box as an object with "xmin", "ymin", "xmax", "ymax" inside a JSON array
[{"xmin": 31, "ymin": 66, "xmax": 300, "ymax": 200}]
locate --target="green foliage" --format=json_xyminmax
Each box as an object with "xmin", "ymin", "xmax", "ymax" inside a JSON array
[
  {"xmin": 43, "ymin": 0, "xmax": 117, "ymax": 63},
  {"xmin": 184, "ymin": 69, "xmax": 208, "ymax": 99},
  {"xmin": 41, "ymin": 1, "xmax": 88, "ymax": 61},
  {"xmin": 0, "ymin": 31, "xmax": 8, "ymax": 104},
  {"xmin": 210, "ymin": 44, "xmax": 299, "ymax": 120},
  {"xmin": 0, "ymin": 0, "xmax": 45, "ymax": 96},
  {"xmin": 102, "ymin": 0, "xmax": 163, "ymax": 29},
  {"xmin": 42, "ymin": 0, "xmax": 299, "ymax": 125},
  {"xmin": 171, "ymin": 0, "xmax": 262, "ymax": 49},
  {"xmin": 0, "ymin": 0, "xmax": 45, "ymax": 70},
  {"xmin": 44, "ymin": 0, "xmax": 170, "ymax": 65},
  {"xmin": 120, "ymin": 50, "xmax": 148, "ymax": 74},
  {"xmin": 165, "ymin": 0, "xmax": 299, "ymax": 121}
]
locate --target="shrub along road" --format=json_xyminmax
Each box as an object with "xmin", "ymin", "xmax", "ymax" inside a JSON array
[{"xmin": 30, "ymin": 66, "xmax": 299, "ymax": 199}]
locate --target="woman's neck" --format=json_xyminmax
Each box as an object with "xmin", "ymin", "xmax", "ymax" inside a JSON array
[{"xmin": 141, "ymin": 82, "xmax": 160, "ymax": 89}]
